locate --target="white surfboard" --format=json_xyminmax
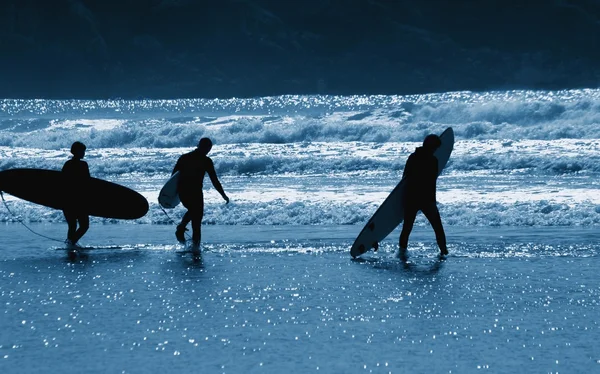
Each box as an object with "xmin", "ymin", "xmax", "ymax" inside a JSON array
[
  {"xmin": 350, "ymin": 127, "xmax": 455, "ymax": 258},
  {"xmin": 158, "ymin": 171, "xmax": 180, "ymax": 208}
]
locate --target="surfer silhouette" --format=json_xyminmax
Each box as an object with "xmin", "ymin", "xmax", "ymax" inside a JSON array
[
  {"xmin": 62, "ymin": 141, "xmax": 90, "ymax": 249},
  {"xmin": 172, "ymin": 137, "xmax": 229, "ymax": 252},
  {"xmin": 399, "ymin": 134, "xmax": 448, "ymax": 260}
]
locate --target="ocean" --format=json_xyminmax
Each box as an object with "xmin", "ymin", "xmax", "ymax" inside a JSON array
[{"xmin": 0, "ymin": 90, "xmax": 599, "ymax": 373}]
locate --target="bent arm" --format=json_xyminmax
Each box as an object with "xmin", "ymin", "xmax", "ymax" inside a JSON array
[{"xmin": 207, "ymin": 161, "xmax": 229, "ymax": 202}]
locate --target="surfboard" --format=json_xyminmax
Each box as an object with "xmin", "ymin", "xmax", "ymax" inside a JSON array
[
  {"xmin": 0, "ymin": 168, "xmax": 149, "ymax": 219},
  {"xmin": 350, "ymin": 127, "xmax": 455, "ymax": 258},
  {"xmin": 158, "ymin": 171, "xmax": 180, "ymax": 208}
]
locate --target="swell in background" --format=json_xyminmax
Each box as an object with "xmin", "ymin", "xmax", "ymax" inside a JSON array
[{"xmin": 1, "ymin": 89, "xmax": 599, "ymax": 227}]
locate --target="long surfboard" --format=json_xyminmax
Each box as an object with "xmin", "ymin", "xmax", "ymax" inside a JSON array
[
  {"xmin": 0, "ymin": 168, "xmax": 148, "ymax": 219},
  {"xmin": 350, "ymin": 127, "xmax": 454, "ymax": 258},
  {"xmin": 158, "ymin": 171, "xmax": 180, "ymax": 208}
]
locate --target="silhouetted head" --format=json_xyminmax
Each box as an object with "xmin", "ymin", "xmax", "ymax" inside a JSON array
[
  {"xmin": 70, "ymin": 141, "xmax": 86, "ymax": 159},
  {"xmin": 197, "ymin": 137, "xmax": 213, "ymax": 155},
  {"xmin": 422, "ymin": 134, "xmax": 441, "ymax": 153}
]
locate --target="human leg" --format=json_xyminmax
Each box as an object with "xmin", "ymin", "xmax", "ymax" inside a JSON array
[
  {"xmin": 398, "ymin": 204, "xmax": 419, "ymax": 261},
  {"xmin": 399, "ymin": 205, "xmax": 418, "ymax": 250},
  {"xmin": 63, "ymin": 210, "xmax": 78, "ymax": 244},
  {"xmin": 181, "ymin": 195, "xmax": 204, "ymax": 249},
  {"xmin": 176, "ymin": 211, "xmax": 191, "ymax": 243},
  {"xmin": 421, "ymin": 202, "xmax": 448, "ymax": 255},
  {"xmin": 72, "ymin": 214, "xmax": 89, "ymax": 244},
  {"xmin": 189, "ymin": 210, "xmax": 203, "ymax": 247},
  {"xmin": 179, "ymin": 211, "xmax": 191, "ymax": 228},
  {"xmin": 190, "ymin": 201, "xmax": 204, "ymax": 245}
]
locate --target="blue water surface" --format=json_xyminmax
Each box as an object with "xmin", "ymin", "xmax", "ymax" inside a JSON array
[{"xmin": 0, "ymin": 224, "xmax": 598, "ymax": 373}]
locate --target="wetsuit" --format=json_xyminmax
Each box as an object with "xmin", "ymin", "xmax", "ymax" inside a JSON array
[
  {"xmin": 399, "ymin": 146, "xmax": 447, "ymax": 254},
  {"xmin": 62, "ymin": 158, "xmax": 90, "ymax": 244},
  {"xmin": 172, "ymin": 149, "xmax": 225, "ymax": 244}
]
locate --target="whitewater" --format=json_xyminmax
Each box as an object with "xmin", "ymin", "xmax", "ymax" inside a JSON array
[
  {"xmin": 1, "ymin": 89, "xmax": 600, "ymax": 227},
  {"xmin": 1, "ymin": 89, "xmax": 599, "ymax": 373}
]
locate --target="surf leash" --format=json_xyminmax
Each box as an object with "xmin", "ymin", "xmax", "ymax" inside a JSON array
[
  {"xmin": 159, "ymin": 205, "xmax": 179, "ymax": 225},
  {"xmin": 0, "ymin": 191, "xmax": 64, "ymax": 242},
  {"xmin": 159, "ymin": 205, "xmax": 192, "ymax": 240}
]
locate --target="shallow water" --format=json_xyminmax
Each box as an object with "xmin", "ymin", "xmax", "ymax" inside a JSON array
[
  {"xmin": 2, "ymin": 89, "xmax": 600, "ymax": 372},
  {"xmin": 1, "ymin": 224, "xmax": 599, "ymax": 373}
]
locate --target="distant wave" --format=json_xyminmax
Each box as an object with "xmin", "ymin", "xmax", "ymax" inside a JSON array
[
  {"xmin": 2, "ymin": 90, "xmax": 599, "ymax": 232},
  {"xmin": 1, "ymin": 90, "xmax": 600, "ymax": 150},
  {"xmin": 2, "ymin": 133, "xmax": 599, "ymax": 176},
  {"xmin": 2, "ymin": 199, "xmax": 599, "ymax": 227}
]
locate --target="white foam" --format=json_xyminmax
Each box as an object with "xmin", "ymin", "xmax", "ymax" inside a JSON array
[
  {"xmin": 47, "ymin": 119, "xmax": 125, "ymax": 132},
  {"xmin": 2, "ymin": 90, "xmax": 600, "ymax": 227}
]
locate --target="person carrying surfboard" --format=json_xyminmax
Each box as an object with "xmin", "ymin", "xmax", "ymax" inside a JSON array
[
  {"xmin": 172, "ymin": 137, "xmax": 229, "ymax": 252},
  {"xmin": 399, "ymin": 134, "xmax": 448, "ymax": 260},
  {"xmin": 62, "ymin": 141, "xmax": 90, "ymax": 250}
]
